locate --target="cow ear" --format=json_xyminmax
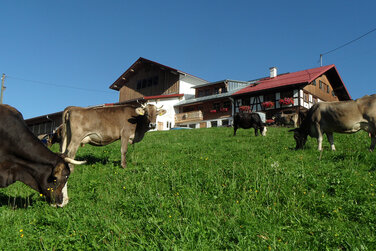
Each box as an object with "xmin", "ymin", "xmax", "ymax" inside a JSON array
[
  {"xmin": 158, "ymin": 109, "xmax": 166, "ymax": 116},
  {"xmin": 135, "ymin": 107, "xmax": 145, "ymax": 116}
]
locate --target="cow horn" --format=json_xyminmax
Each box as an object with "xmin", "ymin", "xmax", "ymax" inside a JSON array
[
  {"xmin": 157, "ymin": 105, "xmax": 164, "ymax": 109},
  {"xmin": 64, "ymin": 157, "xmax": 87, "ymax": 165}
]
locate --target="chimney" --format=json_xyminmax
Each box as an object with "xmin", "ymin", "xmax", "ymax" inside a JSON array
[{"xmin": 269, "ymin": 67, "xmax": 277, "ymax": 78}]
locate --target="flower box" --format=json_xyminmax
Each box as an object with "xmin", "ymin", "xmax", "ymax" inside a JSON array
[
  {"xmin": 279, "ymin": 97, "xmax": 294, "ymax": 106},
  {"xmin": 220, "ymin": 108, "xmax": 229, "ymax": 112},
  {"xmin": 210, "ymin": 109, "xmax": 217, "ymax": 113},
  {"xmin": 261, "ymin": 101, "xmax": 275, "ymax": 109},
  {"xmin": 239, "ymin": 106, "xmax": 250, "ymax": 112}
]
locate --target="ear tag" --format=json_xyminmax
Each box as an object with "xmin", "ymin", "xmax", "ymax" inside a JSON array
[{"xmin": 135, "ymin": 108, "xmax": 145, "ymax": 115}]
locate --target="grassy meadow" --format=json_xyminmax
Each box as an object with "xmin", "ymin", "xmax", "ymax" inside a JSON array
[{"xmin": 1, "ymin": 126, "xmax": 376, "ymax": 250}]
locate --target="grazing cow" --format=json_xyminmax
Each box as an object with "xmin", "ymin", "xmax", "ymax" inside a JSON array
[
  {"xmin": 61, "ymin": 103, "xmax": 166, "ymax": 169},
  {"xmin": 233, "ymin": 112, "xmax": 267, "ymax": 137},
  {"xmin": 0, "ymin": 105, "xmax": 85, "ymax": 207},
  {"xmin": 289, "ymin": 94, "xmax": 376, "ymax": 151}
]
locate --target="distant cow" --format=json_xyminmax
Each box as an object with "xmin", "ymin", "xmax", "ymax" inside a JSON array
[
  {"xmin": 0, "ymin": 105, "xmax": 85, "ymax": 207},
  {"xmin": 274, "ymin": 112, "xmax": 299, "ymax": 127},
  {"xmin": 61, "ymin": 103, "xmax": 166, "ymax": 169},
  {"xmin": 233, "ymin": 112, "xmax": 267, "ymax": 137},
  {"xmin": 289, "ymin": 94, "xmax": 376, "ymax": 151},
  {"xmin": 47, "ymin": 125, "xmax": 63, "ymax": 147}
]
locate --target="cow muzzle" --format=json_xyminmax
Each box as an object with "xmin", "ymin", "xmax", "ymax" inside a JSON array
[{"xmin": 149, "ymin": 123, "xmax": 156, "ymax": 129}]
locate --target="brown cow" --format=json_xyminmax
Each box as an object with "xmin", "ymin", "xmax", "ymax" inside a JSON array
[
  {"xmin": 61, "ymin": 103, "xmax": 166, "ymax": 169},
  {"xmin": 0, "ymin": 105, "xmax": 85, "ymax": 207},
  {"xmin": 289, "ymin": 94, "xmax": 376, "ymax": 151}
]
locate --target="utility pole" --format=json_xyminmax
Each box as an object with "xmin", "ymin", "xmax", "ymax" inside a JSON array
[{"xmin": 0, "ymin": 74, "xmax": 5, "ymax": 104}]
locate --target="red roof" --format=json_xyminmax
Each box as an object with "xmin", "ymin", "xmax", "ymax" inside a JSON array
[
  {"xmin": 233, "ymin": 64, "xmax": 350, "ymax": 99},
  {"xmin": 143, "ymin": 94, "xmax": 184, "ymax": 100}
]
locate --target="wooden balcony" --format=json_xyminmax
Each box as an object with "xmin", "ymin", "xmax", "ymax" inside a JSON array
[{"xmin": 175, "ymin": 110, "xmax": 203, "ymax": 123}]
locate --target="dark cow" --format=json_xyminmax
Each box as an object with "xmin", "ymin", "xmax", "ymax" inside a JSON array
[
  {"xmin": 61, "ymin": 103, "xmax": 166, "ymax": 169},
  {"xmin": 47, "ymin": 125, "xmax": 63, "ymax": 147},
  {"xmin": 289, "ymin": 94, "xmax": 376, "ymax": 151},
  {"xmin": 233, "ymin": 112, "xmax": 267, "ymax": 137},
  {"xmin": 0, "ymin": 105, "xmax": 85, "ymax": 207}
]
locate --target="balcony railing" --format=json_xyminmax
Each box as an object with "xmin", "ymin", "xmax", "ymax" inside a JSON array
[{"xmin": 175, "ymin": 110, "xmax": 203, "ymax": 123}]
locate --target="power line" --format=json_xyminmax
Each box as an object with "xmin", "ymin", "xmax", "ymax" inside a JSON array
[
  {"xmin": 320, "ymin": 27, "xmax": 376, "ymax": 66},
  {"xmin": 7, "ymin": 75, "xmax": 115, "ymax": 94}
]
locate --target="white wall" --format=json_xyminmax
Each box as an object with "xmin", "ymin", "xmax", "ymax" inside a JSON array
[
  {"xmin": 179, "ymin": 75, "xmax": 208, "ymax": 95},
  {"xmin": 147, "ymin": 98, "xmax": 180, "ymax": 130}
]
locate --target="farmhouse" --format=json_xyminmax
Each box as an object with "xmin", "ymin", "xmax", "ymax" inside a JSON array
[
  {"xmin": 232, "ymin": 65, "xmax": 351, "ymax": 120},
  {"xmin": 109, "ymin": 57, "xmax": 209, "ymax": 130}
]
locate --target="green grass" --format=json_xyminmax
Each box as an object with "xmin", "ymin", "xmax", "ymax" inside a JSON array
[{"xmin": 1, "ymin": 126, "xmax": 376, "ymax": 250}]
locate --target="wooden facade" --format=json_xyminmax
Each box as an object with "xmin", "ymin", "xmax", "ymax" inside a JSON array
[
  {"xmin": 110, "ymin": 58, "xmax": 184, "ymax": 103},
  {"xmin": 118, "ymin": 66, "xmax": 180, "ymax": 102}
]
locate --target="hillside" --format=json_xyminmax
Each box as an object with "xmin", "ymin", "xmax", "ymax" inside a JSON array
[{"xmin": 1, "ymin": 127, "xmax": 375, "ymax": 249}]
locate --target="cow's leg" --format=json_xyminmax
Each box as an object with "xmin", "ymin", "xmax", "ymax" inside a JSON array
[
  {"xmin": 326, "ymin": 132, "xmax": 336, "ymax": 151},
  {"xmin": 262, "ymin": 126, "xmax": 267, "ymax": 136},
  {"xmin": 254, "ymin": 126, "xmax": 259, "ymax": 136},
  {"xmin": 233, "ymin": 126, "xmax": 238, "ymax": 136},
  {"xmin": 370, "ymin": 134, "xmax": 376, "ymax": 152},
  {"xmin": 65, "ymin": 141, "xmax": 80, "ymax": 172},
  {"xmin": 120, "ymin": 134, "xmax": 130, "ymax": 168},
  {"xmin": 315, "ymin": 123, "xmax": 323, "ymax": 151}
]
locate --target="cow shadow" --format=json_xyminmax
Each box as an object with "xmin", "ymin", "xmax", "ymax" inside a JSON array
[
  {"xmin": 79, "ymin": 154, "xmax": 110, "ymax": 165},
  {"xmin": 0, "ymin": 193, "xmax": 35, "ymax": 209},
  {"xmin": 79, "ymin": 154, "xmax": 123, "ymax": 167}
]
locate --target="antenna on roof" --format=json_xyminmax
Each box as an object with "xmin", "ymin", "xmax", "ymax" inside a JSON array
[{"xmin": 320, "ymin": 54, "xmax": 323, "ymax": 66}]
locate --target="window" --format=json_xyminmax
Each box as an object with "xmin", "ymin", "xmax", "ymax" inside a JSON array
[
  {"xmin": 213, "ymin": 103, "xmax": 220, "ymax": 111},
  {"xmin": 197, "ymin": 90, "xmax": 204, "ymax": 97},
  {"xmin": 241, "ymin": 98, "xmax": 250, "ymax": 106},
  {"xmin": 264, "ymin": 93, "xmax": 275, "ymax": 102},
  {"xmin": 136, "ymin": 80, "xmax": 142, "ymax": 90},
  {"xmin": 332, "ymin": 91, "xmax": 336, "ymax": 97},
  {"xmin": 189, "ymin": 124, "xmax": 196, "ymax": 129},
  {"xmin": 142, "ymin": 79, "xmax": 147, "ymax": 88},
  {"xmin": 313, "ymin": 97, "xmax": 318, "ymax": 104},
  {"xmin": 223, "ymin": 101, "xmax": 231, "ymax": 108},
  {"xmin": 319, "ymin": 80, "xmax": 323, "ymax": 89},
  {"xmin": 222, "ymin": 119, "xmax": 229, "ymax": 126},
  {"xmin": 327, "ymin": 85, "xmax": 330, "ymax": 93},
  {"xmin": 214, "ymin": 87, "xmax": 220, "ymax": 94},
  {"xmin": 312, "ymin": 80, "xmax": 316, "ymax": 86},
  {"xmin": 211, "ymin": 121, "xmax": 218, "ymax": 127},
  {"xmin": 280, "ymin": 90, "xmax": 293, "ymax": 99},
  {"xmin": 303, "ymin": 92, "xmax": 309, "ymax": 102},
  {"xmin": 205, "ymin": 89, "xmax": 211, "ymax": 96},
  {"xmin": 147, "ymin": 78, "xmax": 153, "ymax": 87},
  {"xmin": 153, "ymin": 76, "xmax": 159, "ymax": 85}
]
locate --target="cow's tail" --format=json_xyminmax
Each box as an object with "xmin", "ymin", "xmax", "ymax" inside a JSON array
[{"xmin": 60, "ymin": 108, "xmax": 71, "ymax": 154}]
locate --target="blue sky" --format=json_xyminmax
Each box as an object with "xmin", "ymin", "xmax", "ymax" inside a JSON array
[{"xmin": 1, "ymin": 1, "xmax": 375, "ymax": 119}]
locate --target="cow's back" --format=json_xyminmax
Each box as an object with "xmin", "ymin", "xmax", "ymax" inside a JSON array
[{"xmin": 68, "ymin": 105, "xmax": 138, "ymax": 136}]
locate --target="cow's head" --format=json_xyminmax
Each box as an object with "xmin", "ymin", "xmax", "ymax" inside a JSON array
[
  {"xmin": 289, "ymin": 128, "xmax": 307, "ymax": 150},
  {"xmin": 45, "ymin": 157, "xmax": 85, "ymax": 207},
  {"xmin": 135, "ymin": 103, "xmax": 166, "ymax": 129}
]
